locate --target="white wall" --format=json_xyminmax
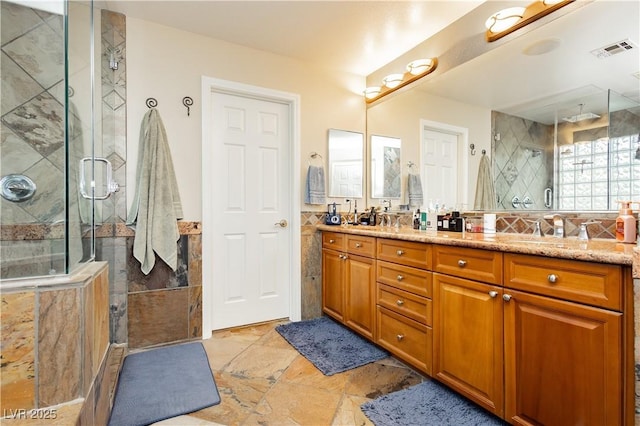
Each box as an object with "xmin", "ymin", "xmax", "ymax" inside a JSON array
[{"xmin": 126, "ymin": 18, "xmax": 365, "ymax": 220}]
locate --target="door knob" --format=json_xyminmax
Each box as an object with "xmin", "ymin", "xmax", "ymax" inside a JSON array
[{"xmin": 275, "ymin": 219, "xmax": 288, "ymax": 228}]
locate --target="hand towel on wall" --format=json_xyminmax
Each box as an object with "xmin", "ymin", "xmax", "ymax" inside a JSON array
[
  {"xmin": 127, "ymin": 108, "xmax": 183, "ymax": 275},
  {"xmin": 305, "ymin": 165, "xmax": 326, "ymax": 205},
  {"xmin": 474, "ymin": 153, "xmax": 496, "ymax": 210},
  {"xmin": 407, "ymin": 173, "xmax": 423, "ymax": 207}
]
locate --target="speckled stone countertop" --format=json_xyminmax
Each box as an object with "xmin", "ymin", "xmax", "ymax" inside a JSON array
[{"xmin": 317, "ymin": 224, "xmax": 635, "ymax": 267}]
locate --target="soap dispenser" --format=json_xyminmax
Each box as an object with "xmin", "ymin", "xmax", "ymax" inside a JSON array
[{"xmin": 615, "ymin": 200, "xmax": 636, "ymax": 243}]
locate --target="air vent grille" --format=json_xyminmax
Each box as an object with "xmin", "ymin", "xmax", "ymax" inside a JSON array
[{"xmin": 591, "ymin": 39, "xmax": 637, "ymax": 59}]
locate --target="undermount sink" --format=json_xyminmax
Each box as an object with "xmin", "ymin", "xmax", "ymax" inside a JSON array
[{"xmin": 508, "ymin": 239, "xmax": 568, "ymax": 247}]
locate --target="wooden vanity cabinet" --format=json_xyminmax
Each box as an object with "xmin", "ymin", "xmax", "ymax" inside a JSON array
[
  {"xmin": 322, "ymin": 232, "xmax": 376, "ymax": 339},
  {"xmin": 433, "ymin": 246, "xmax": 505, "ymax": 417}
]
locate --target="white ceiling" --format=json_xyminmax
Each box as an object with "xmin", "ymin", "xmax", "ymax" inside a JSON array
[{"xmin": 99, "ymin": 0, "xmax": 484, "ymax": 76}]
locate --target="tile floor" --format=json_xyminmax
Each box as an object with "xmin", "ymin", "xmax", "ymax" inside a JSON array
[{"xmin": 152, "ymin": 319, "xmax": 428, "ymax": 425}]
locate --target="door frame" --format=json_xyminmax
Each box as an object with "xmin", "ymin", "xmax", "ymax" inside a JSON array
[
  {"xmin": 419, "ymin": 119, "xmax": 470, "ymax": 209},
  {"xmin": 201, "ymin": 76, "xmax": 301, "ymax": 338}
]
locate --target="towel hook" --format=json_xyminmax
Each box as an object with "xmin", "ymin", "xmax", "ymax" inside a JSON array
[
  {"xmin": 469, "ymin": 143, "xmax": 476, "ymax": 156},
  {"xmin": 482, "ymin": 149, "xmax": 487, "ymax": 155},
  {"xmin": 407, "ymin": 161, "xmax": 417, "ymax": 172},
  {"xmin": 146, "ymin": 98, "xmax": 158, "ymax": 108},
  {"xmin": 308, "ymin": 152, "xmax": 323, "ymax": 166},
  {"xmin": 183, "ymin": 96, "xmax": 193, "ymax": 116}
]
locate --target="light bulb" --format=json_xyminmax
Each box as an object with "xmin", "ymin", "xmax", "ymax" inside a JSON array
[
  {"xmin": 406, "ymin": 59, "xmax": 433, "ymax": 75},
  {"xmin": 382, "ymin": 73, "xmax": 404, "ymax": 89},
  {"xmin": 485, "ymin": 7, "xmax": 526, "ymax": 33}
]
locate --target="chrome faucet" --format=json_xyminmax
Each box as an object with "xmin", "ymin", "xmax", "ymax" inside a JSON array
[
  {"xmin": 552, "ymin": 214, "xmax": 565, "ymax": 238},
  {"xmin": 578, "ymin": 221, "xmax": 601, "ymax": 241},
  {"xmin": 382, "ymin": 200, "xmax": 392, "ymax": 212}
]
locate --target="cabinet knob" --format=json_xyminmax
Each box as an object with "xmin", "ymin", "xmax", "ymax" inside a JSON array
[
  {"xmin": 489, "ymin": 291, "xmax": 498, "ymax": 298},
  {"xmin": 329, "ymin": 239, "xmax": 335, "ymax": 244},
  {"xmin": 503, "ymin": 294, "xmax": 512, "ymax": 302},
  {"xmin": 396, "ymin": 250, "xmax": 405, "ymax": 256},
  {"xmin": 547, "ymin": 274, "xmax": 558, "ymax": 283},
  {"xmin": 343, "ymin": 254, "xmax": 349, "ymax": 260},
  {"xmin": 457, "ymin": 259, "xmax": 467, "ymax": 267},
  {"xmin": 355, "ymin": 242, "xmax": 361, "ymax": 248},
  {"xmin": 396, "ymin": 299, "xmax": 405, "ymax": 306},
  {"xmin": 396, "ymin": 334, "xmax": 404, "ymax": 341},
  {"xmin": 396, "ymin": 275, "xmax": 404, "ymax": 281}
]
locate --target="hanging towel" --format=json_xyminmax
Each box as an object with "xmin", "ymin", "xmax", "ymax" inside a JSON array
[
  {"xmin": 305, "ymin": 165, "xmax": 326, "ymax": 205},
  {"xmin": 407, "ymin": 173, "xmax": 423, "ymax": 207},
  {"xmin": 127, "ymin": 108, "xmax": 183, "ymax": 275},
  {"xmin": 474, "ymin": 153, "xmax": 497, "ymax": 210}
]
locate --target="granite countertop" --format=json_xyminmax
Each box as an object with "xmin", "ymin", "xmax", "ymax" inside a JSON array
[{"xmin": 317, "ymin": 224, "xmax": 635, "ymax": 267}]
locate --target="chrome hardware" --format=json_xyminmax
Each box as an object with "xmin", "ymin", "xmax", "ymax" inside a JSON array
[
  {"xmin": 275, "ymin": 219, "xmax": 288, "ymax": 228},
  {"xmin": 396, "ymin": 250, "xmax": 404, "ymax": 256},
  {"xmin": 489, "ymin": 291, "xmax": 498, "ymax": 298},
  {"xmin": 547, "ymin": 274, "xmax": 558, "ymax": 283},
  {"xmin": 503, "ymin": 294, "xmax": 512, "ymax": 302},
  {"xmin": 396, "ymin": 334, "xmax": 404, "ymax": 341},
  {"xmin": 0, "ymin": 174, "xmax": 36, "ymax": 202},
  {"xmin": 578, "ymin": 221, "xmax": 601, "ymax": 241},
  {"xmin": 544, "ymin": 187, "xmax": 553, "ymax": 208},
  {"xmin": 552, "ymin": 214, "xmax": 565, "ymax": 238},
  {"xmin": 329, "ymin": 239, "xmax": 335, "ymax": 244},
  {"xmin": 526, "ymin": 219, "xmax": 544, "ymax": 237},
  {"xmin": 396, "ymin": 300, "xmax": 405, "ymax": 306},
  {"xmin": 397, "ymin": 275, "xmax": 404, "ymax": 281},
  {"xmin": 457, "ymin": 259, "xmax": 467, "ymax": 267},
  {"xmin": 79, "ymin": 157, "xmax": 119, "ymax": 200},
  {"xmin": 355, "ymin": 243, "xmax": 361, "ymax": 248},
  {"xmin": 342, "ymin": 254, "xmax": 349, "ymax": 260}
]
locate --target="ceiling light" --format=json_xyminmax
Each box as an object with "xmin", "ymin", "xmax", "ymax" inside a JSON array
[
  {"xmin": 406, "ymin": 58, "xmax": 433, "ymax": 75},
  {"xmin": 363, "ymin": 86, "xmax": 382, "ymax": 99},
  {"xmin": 382, "ymin": 74, "xmax": 404, "ymax": 89},
  {"xmin": 485, "ymin": 7, "xmax": 525, "ymax": 34},
  {"xmin": 485, "ymin": 0, "xmax": 574, "ymax": 42}
]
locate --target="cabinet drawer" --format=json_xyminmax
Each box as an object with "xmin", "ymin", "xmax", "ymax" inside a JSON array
[
  {"xmin": 323, "ymin": 231, "xmax": 346, "ymax": 251},
  {"xmin": 504, "ymin": 253, "xmax": 622, "ymax": 311},
  {"xmin": 377, "ymin": 260, "xmax": 432, "ymax": 298},
  {"xmin": 377, "ymin": 283, "xmax": 432, "ymax": 326},
  {"xmin": 347, "ymin": 235, "xmax": 376, "ymax": 258},
  {"xmin": 433, "ymin": 245, "xmax": 502, "ymax": 285},
  {"xmin": 377, "ymin": 238, "xmax": 431, "ymax": 269},
  {"xmin": 376, "ymin": 306, "xmax": 432, "ymax": 375}
]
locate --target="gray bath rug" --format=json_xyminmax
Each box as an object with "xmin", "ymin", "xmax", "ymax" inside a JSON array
[
  {"xmin": 108, "ymin": 342, "xmax": 220, "ymax": 426},
  {"xmin": 361, "ymin": 380, "xmax": 507, "ymax": 425},
  {"xmin": 276, "ymin": 316, "xmax": 388, "ymax": 375}
]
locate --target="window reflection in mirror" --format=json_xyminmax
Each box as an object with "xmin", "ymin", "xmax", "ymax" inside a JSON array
[
  {"xmin": 327, "ymin": 129, "xmax": 363, "ymax": 198},
  {"xmin": 371, "ymin": 135, "xmax": 401, "ymax": 199}
]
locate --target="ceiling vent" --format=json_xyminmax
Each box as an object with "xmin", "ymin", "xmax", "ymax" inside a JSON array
[{"xmin": 591, "ymin": 39, "xmax": 637, "ymax": 59}]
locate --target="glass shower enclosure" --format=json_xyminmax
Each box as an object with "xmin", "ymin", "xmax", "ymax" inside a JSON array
[{"xmin": 1, "ymin": 0, "xmax": 103, "ymax": 280}]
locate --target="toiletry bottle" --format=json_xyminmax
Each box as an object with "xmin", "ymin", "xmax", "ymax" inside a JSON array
[
  {"xmin": 413, "ymin": 209, "xmax": 421, "ymax": 229},
  {"xmin": 616, "ymin": 201, "xmax": 636, "ymax": 243}
]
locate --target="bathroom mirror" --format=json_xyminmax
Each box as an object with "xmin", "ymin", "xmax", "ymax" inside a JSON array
[
  {"xmin": 327, "ymin": 129, "xmax": 364, "ymax": 198},
  {"xmin": 370, "ymin": 135, "xmax": 401, "ymax": 199},
  {"xmin": 365, "ymin": 0, "xmax": 639, "ymax": 212}
]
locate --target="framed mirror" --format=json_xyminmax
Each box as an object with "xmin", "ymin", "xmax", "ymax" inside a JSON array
[
  {"xmin": 327, "ymin": 129, "xmax": 363, "ymax": 198},
  {"xmin": 370, "ymin": 135, "xmax": 401, "ymax": 199}
]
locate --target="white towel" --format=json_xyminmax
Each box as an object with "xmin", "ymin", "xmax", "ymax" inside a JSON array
[
  {"xmin": 474, "ymin": 153, "xmax": 496, "ymax": 210},
  {"xmin": 305, "ymin": 165, "xmax": 326, "ymax": 205},
  {"xmin": 407, "ymin": 173, "xmax": 423, "ymax": 207},
  {"xmin": 127, "ymin": 108, "xmax": 183, "ymax": 274}
]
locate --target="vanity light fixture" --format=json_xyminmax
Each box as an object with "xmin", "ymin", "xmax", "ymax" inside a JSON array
[
  {"xmin": 485, "ymin": 0, "xmax": 574, "ymax": 42},
  {"xmin": 364, "ymin": 58, "xmax": 438, "ymax": 104}
]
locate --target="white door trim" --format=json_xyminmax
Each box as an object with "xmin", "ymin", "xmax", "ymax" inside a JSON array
[
  {"xmin": 201, "ymin": 76, "xmax": 301, "ymax": 339},
  {"xmin": 419, "ymin": 119, "xmax": 470, "ymax": 210}
]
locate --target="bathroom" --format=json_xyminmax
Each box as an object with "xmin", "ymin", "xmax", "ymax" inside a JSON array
[{"xmin": 1, "ymin": 0, "xmax": 639, "ymax": 423}]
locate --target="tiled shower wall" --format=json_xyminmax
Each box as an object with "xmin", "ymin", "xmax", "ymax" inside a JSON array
[{"xmin": 492, "ymin": 111, "xmax": 553, "ymax": 211}]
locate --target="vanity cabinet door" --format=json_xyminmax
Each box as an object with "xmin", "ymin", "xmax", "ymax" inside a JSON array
[
  {"xmin": 433, "ymin": 273, "xmax": 504, "ymax": 417},
  {"xmin": 345, "ymin": 254, "xmax": 376, "ymax": 339},
  {"xmin": 322, "ymin": 249, "xmax": 344, "ymax": 322},
  {"xmin": 504, "ymin": 289, "xmax": 622, "ymax": 426}
]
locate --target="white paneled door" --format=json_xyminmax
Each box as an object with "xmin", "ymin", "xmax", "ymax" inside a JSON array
[
  {"xmin": 422, "ymin": 128, "xmax": 459, "ymax": 210},
  {"xmin": 208, "ymin": 90, "xmax": 292, "ymax": 330}
]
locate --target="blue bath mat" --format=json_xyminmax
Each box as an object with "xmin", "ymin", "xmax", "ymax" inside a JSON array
[
  {"xmin": 276, "ymin": 316, "xmax": 388, "ymax": 376},
  {"xmin": 361, "ymin": 380, "xmax": 506, "ymax": 425},
  {"xmin": 108, "ymin": 342, "xmax": 220, "ymax": 426}
]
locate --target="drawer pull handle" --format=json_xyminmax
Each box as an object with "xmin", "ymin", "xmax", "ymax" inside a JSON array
[
  {"xmin": 503, "ymin": 294, "xmax": 512, "ymax": 302},
  {"xmin": 396, "ymin": 250, "xmax": 405, "ymax": 256},
  {"xmin": 329, "ymin": 239, "xmax": 335, "ymax": 244},
  {"xmin": 458, "ymin": 259, "xmax": 467, "ymax": 267},
  {"xmin": 396, "ymin": 334, "xmax": 404, "ymax": 341},
  {"xmin": 396, "ymin": 299, "xmax": 405, "ymax": 306},
  {"xmin": 397, "ymin": 275, "xmax": 404, "ymax": 281},
  {"xmin": 547, "ymin": 274, "xmax": 558, "ymax": 283},
  {"xmin": 489, "ymin": 291, "xmax": 498, "ymax": 298},
  {"xmin": 355, "ymin": 243, "xmax": 362, "ymax": 248}
]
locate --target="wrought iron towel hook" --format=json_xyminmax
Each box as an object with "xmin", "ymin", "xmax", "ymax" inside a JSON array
[{"xmin": 183, "ymin": 96, "xmax": 194, "ymax": 116}]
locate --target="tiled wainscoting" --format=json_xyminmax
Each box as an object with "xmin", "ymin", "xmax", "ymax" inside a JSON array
[{"xmin": 0, "ymin": 262, "xmax": 111, "ymax": 423}]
